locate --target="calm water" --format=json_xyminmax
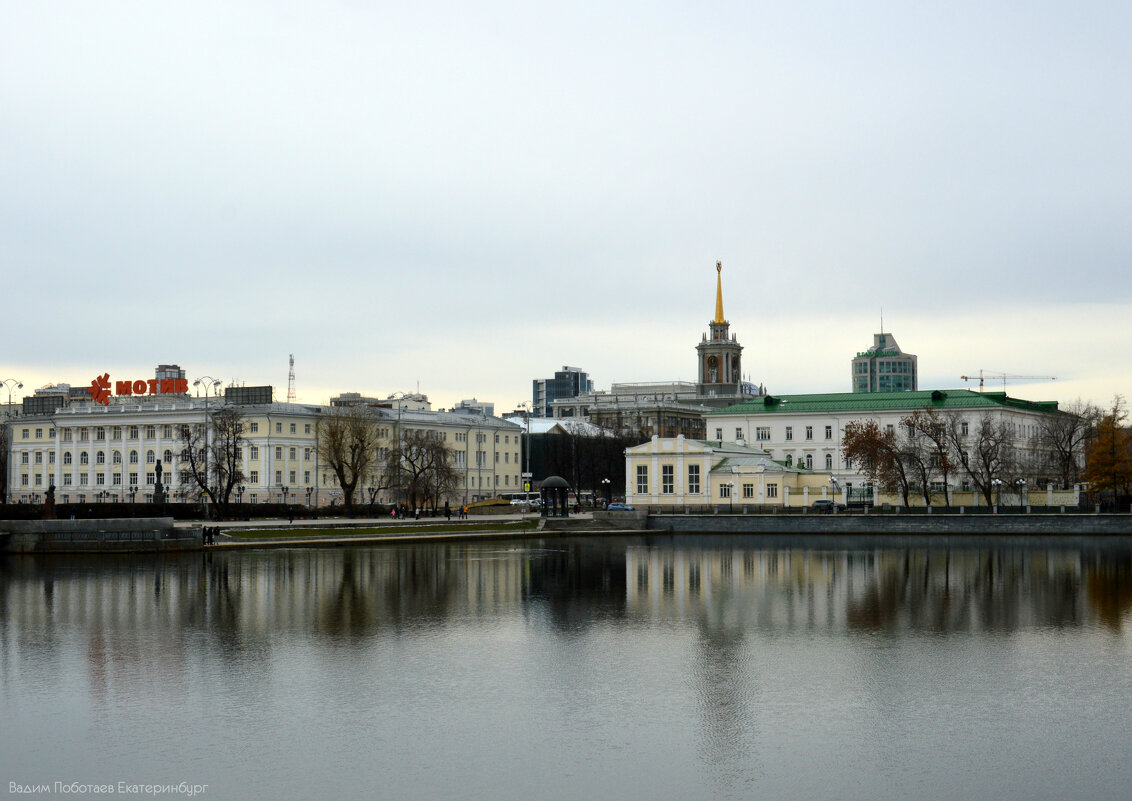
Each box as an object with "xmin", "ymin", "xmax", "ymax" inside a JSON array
[{"xmin": 2, "ymin": 535, "xmax": 1131, "ymax": 801}]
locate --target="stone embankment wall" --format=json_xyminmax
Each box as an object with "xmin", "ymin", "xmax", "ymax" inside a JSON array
[
  {"xmin": 0, "ymin": 518, "xmax": 202, "ymax": 553},
  {"xmin": 646, "ymin": 513, "xmax": 1132, "ymax": 536}
]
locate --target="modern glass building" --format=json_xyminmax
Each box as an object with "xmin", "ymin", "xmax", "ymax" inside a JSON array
[{"xmin": 851, "ymin": 332, "xmax": 917, "ymax": 392}]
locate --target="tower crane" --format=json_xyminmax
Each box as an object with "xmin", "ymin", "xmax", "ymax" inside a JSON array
[{"xmin": 960, "ymin": 370, "xmax": 1056, "ymax": 391}]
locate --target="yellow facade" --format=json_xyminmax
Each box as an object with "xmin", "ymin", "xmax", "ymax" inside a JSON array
[{"xmin": 624, "ymin": 435, "xmax": 833, "ymax": 509}]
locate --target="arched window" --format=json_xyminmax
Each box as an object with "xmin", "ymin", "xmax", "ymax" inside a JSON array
[
  {"xmin": 163, "ymin": 450, "xmax": 173, "ymax": 463},
  {"xmin": 96, "ymin": 451, "xmax": 105, "ymax": 464},
  {"xmin": 80, "ymin": 452, "xmax": 89, "ymax": 465},
  {"xmin": 113, "ymin": 451, "xmax": 122, "ymax": 464},
  {"xmin": 805, "ymin": 454, "xmax": 813, "ymax": 469},
  {"xmin": 146, "ymin": 450, "xmax": 156, "ymax": 464},
  {"xmin": 64, "ymin": 452, "xmax": 72, "ymax": 465},
  {"xmin": 825, "ymin": 454, "xmax": 833, "ymax": 470},
  {"xmin": 129, "ymin": 450, "xmax": 139, "ymax": 464}
]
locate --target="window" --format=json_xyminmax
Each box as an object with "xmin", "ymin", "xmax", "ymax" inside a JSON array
[
  {"xmin": 146, "ymin": 450, "xmax": 156, "ymax": 464},
  {"xmin": 961, "ymin": 421, "xmax": 969, "ymax": 436},
  {"xmin": 79, "ymin": 428, "xmax": 89, "ymax": 441},
  {"xmin": 48, "ymin": 452, "xmax": 54, "ymax": 464},
  {"xmin": 275, "ymin": 447, "xmax": 283, "ymax": 460},
  {"xmin": 80, "ymin": 473, "xmax": 88, "ymax": 485},
  {"xmin": 275, "ymin": 470, "xmax": 282, "ymax": 484},
  {"xmin": 289, "ymin": 471, "xmax": 296, "ymax": 484},
  {"xmin": 636, "ymin": 465, "xmax": 648, "ymax": 494},
  {"xmin": 128, "ymin": 426, "xmax": 138, "ymax": 439},
  {"xmin": 163, "ymin": 425, "xmax": 173, "ymax": 438},
  {"xmin": 290, "ymin": 423, "xmax": 296, "ymax": 434},
  {"xmin": 661, "ymin": 465, "xmax": 674, "ymax": 494},
  {"xmin": 34, "ymin": 452, "xmax": 42, "ymax": 464},
  {"xmin": 21, "ymin": 453, "xmax": 28, "ymax": 464},
  {"xmin": 825, "ymin": 425, "xmax": 832, "ymax": 440},
  {"xmin": 735, "ymin": 428, "xmax": 743, "ymax": 440},
  {"xmin": 719, "ymin": 484, "xmax": 731, "ymax": 498},
  {"xmin": 80, "ymin": 452, "xmax": 89, "ymax": 465},
  {"xmin": 885, "ymin": 424, "xmax": 895, "ymax": 436},
  {"xmin": 756, "ymin": 427, "xmax": 770, "ymax": 441},
  {"xmin": 21, "ymin": 429, "xmax": 29, "ymax": 440},
  {"xmin": 805, "ymin": 454, "xmax": 813, "ymax": 469},
  {"xmin": 304, "ymin": 471, "xmax": 310, "ymax": 483},
  {"xmin": 113, "ymin": 473, "xmax": 121, "ymax": 485},
  {"xmin": 146, "ymin": 472, "xmax": 155, "ymax": 485},
  {"xmin": 805, "ymin": 426, "xmax": 813, "ymax": 440},
  {"xmin": 767, "ymin": 483, "xmax": 778, "ymax": 498},
  {"xmin": 35, "ymin": 428, "xmax": 43, "ymax": 439},
  {"xmin": 785, "ymin": 426, "xmax": 793, "ymax": 441},
  {"xmin": 113, "ymin": 451, "xmax": 122, "ymax": 464},
  {"xmin": 63, "ymin": 474, "xmax": 72, "ymax": 485},
  {"xmin": 64, "ymin": 452, "xmax": 72, "ymax": 465},
  {"xmin": 145, "ymin": 426, "xmax": 155, "ymax": 439},
  {"xmin": 825, "ymin": 454, "xmax": 833, "ymax": 470},
  {"xmin": 715, "ymin": 428, "xmax": 723, "ymax": 440},
  {"xmin": 163, "ymin": 450, "xmax": 172, "ymax": 463},
  {"xmin": 129, "ymin": 450, "xmax": 138, "ymax": 464},
  {"xmin": 112, "ymin": 426, "xmax": 122, "ymax": 440},
  {"xmin": 129, "ymin": 472, "xmax": 137, "ymax": 486},
  {"xmin": 743, "ymin": 483, "xmax": 754, "ymax": 498},
  {"xmin": 96, "ymin": 451, "xmax": 105, "ymax": 464},
  {"xmin": 250, "ymin": 446, "xmax": 259, "ymax": 459},
  {"xmin": 96, "ymin": 474, "xmax": 106, "ymax": 486},
  {"xmin": 250, "ymin": 422, "xmax": 259, "ymax": 433},
  {"xmin": 35, "ymin": 473, "xmax": 42, "ymax": 486},
  {"xmin": 305, "ymin": 424, "xmax": 311, "ymax": 434},
  {"xmin": 289, "ymin": 447, "xmax": 296, "ymax": 460},
  {"xmin": 688, "ymin": 464, "xmax": 701, "ymax": 494},
  {"xmin": 304, "ymin": 448, "xmax": 311, "ymax": 461},
  {"xmin": 250, "ymin": 470, "xmax": 259, "ymax": 484},
  {"xmin": 276, "ymin": 423, "xmax": 282, "ymax": 433}
]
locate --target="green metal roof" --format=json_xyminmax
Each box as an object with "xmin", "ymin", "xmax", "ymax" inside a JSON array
[{"xmin": 707, "ymin": 389, "xmax": 1060, "ymax": 416}]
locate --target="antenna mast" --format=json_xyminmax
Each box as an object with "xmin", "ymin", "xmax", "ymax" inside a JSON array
[{"xmin": 287, "ymin": 354, "xmax": 296, "ymax": 403}]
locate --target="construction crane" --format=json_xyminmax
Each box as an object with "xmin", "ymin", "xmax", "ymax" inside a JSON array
[{"xmin": 961, "ymin": 370, "xmax": 1056, "ymax": 391}]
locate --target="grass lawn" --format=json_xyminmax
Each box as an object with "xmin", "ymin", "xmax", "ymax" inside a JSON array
[{"xmin": 229, "ymin": 519, "xmax": 541, "ymax": 539}]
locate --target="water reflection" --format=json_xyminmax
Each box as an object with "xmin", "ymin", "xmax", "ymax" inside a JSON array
[
  {"xmin": 2, "ymin": 537, "xmax": 1130, "ymax": 654},
  {"xmin": 1, "ymin": 537, "xmax": 1130, "ymax": 801}
]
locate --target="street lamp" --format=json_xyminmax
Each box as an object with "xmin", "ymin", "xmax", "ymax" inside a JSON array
[
  {"xmin": 830, "ymin": 476, "xmax": 841, "ymax": 511},
  {"xmin": 725, "ymin": 481, "xmax": 734, "ymax": 513},
  {"xmin": 992, "ymin": 478, "xmax": 1003, "ymax": 511},
  {"xmin": 193, "ymin": 376, "xmax": 222, "ymax": 514},
  {"xmin": 601, "ymin": 477, "xmax": 611, "ymax": 506},
  {"xmin": 2, "ymin": 378, "xmax": 22, "ymax": 505},
  {"xmin": 1015, "ymin": 477, "xmax": 1026, "ymax": 514}
]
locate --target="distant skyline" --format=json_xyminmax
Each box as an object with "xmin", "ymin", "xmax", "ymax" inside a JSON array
[{"xmin": 3, "ymin": 1, "xmax": 1129, "ymax": 412}]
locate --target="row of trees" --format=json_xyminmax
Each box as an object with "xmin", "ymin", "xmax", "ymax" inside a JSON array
[
  {"xmin": 842, "ymin": 397, "xmax": 1132, "ymax": 507},
  {"xmin": 538, "ymin": 422, "xmax": 651, "ymax": 502}
]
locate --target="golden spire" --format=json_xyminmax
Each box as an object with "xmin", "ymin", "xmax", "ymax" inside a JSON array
[{"xmin": 714, "ymin": 260, "xmax": 725, "ymax": 323}]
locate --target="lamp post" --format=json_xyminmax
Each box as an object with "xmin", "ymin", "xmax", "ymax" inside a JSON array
[
  {"xmin": 193, "ymin": 376, "xmax": 222, "ymax": 515},
  {"xmin": 992, "ymin": 478, "xmax": 1003, "ymax": 512},
  {"xmin": 2, "ymin": 378, "xmax": 22, "ymax": 505},
  {"xmin": 601, "ymin": 477, "xmax": 611, "ymax": 507},
  {"xmin": 725, "ymin": 481, "xmax": 734, "ymax": 513},
  {"xmin": 830, "ymin": 476, "xmax": 841, "ymax": 512},
  {"xmin": 1015, "ymin": 477, "xmax": 1026, "ymax": 514}
]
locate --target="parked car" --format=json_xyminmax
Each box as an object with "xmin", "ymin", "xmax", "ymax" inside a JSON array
[
  {"xmin": 606, "ymin": 502, "xmax": 636, "ymax": 511},
  {"xmin": 811, "ymin": 499, "xmax": 846, "ymax": 513}
]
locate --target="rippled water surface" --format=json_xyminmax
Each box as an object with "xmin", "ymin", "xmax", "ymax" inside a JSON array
[{"xmin": 2, "ymin": 535, "xmax": 1131, "ymax": 800}]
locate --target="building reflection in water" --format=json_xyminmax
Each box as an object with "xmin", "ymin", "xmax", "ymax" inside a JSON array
[{"xmin": 1, "ymin": 537, "xmax": 1129, "ymax": 704}]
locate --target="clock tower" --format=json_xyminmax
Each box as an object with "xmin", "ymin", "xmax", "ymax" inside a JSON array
[{"xmin": 696, "ymin": 261, "xmax": 744, "ymax": 398}]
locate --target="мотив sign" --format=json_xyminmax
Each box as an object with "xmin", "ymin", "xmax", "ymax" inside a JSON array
[{"xmin": 87, "ymin": 373, "xmax": 190, "ymax": 406}]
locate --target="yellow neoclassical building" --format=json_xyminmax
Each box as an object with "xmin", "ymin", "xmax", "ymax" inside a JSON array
[{"xmin": 624, "ymin": 435, "xmax": 833, "ymax": 510}]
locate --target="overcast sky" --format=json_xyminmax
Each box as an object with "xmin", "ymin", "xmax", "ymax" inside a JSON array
[{"xmin": 3, "ymin": 1, "xmax": 1130, "ymax": 413}]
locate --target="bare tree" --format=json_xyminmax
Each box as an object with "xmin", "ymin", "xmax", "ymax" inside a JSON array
[
  {"xmin": 390, "ymin": 430, "xmax": 458, "ymax": 511},
  {"xmin": 1035, "ymin": 398, "xmax": 1100, "ymax": 489},
  {"xmin": 179, "ymin": 406, "xmax": 246, "ymax": 519},
  {"xmin": 908, "ymin": 408, "xmax": 955, "ymax": 507},
  {"xmin": 317, "ymin": 405, "xmax": 381, "ymax": 516},
  {"xmin": 946, "ymin": 412, "xmax": 1017, "ymax": 507}
]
